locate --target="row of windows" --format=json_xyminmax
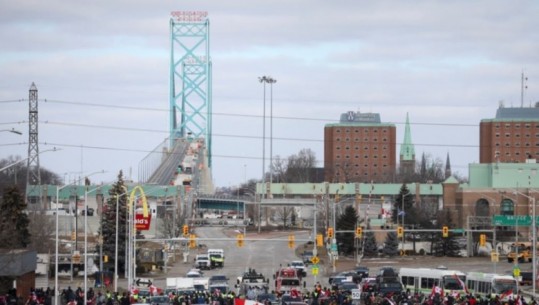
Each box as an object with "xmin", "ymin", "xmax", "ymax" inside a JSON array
[
  {"xmin": 335, "ymin": 154, "xmax": 389, "ymax": 160},
  {"xmin": 336, "ymin": 145, "xmax": 389, "ymax": 151},
  {"xmin": 467, "ymin": 280, "xmax": 491, "ymax": 294},
  {"xmin": 336, "ymin": 163, "xmax": 390, "ymax": 168},
  {"xmin": 494, "ymin": 142, "xmax": 539, "ymax": 147},
  {"xmin": 494, "ymin": 151, "xmax": 539, "ymax": 158},
  {"xmin": 334, "ymin": 128, "xmax": 390, "ymax": 133},
  {"xmin": 494, "ymin": 123, "xmax": 539, "ymax": 129},
  {"xmin": 335, "ymin": 171, "xmax": 390, "ymax": 177},
  {"xmin": 495, "ymin": 133, "xmax": 539, "ymax": 138},
  {"xmin": 334, "ymin": 137, "xmax": 390, "ymax": 142},
  {"xmin": 401, "ymin": 276, "xmax": 439, "ymax": 289}
]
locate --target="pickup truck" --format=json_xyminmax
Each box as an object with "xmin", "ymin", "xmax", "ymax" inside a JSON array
[
  {"xmin": 194, "ymin": 254, "xmax": 211, "ymax": 270},
  {"xmin": 302, "ymin": 250, "xmax": 314, "ymax": 265}
]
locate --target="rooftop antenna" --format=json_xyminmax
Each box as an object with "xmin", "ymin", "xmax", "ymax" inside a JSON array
[{"xmin": 521, "ymin": 71, "xmax": 528, "ymax": 108}]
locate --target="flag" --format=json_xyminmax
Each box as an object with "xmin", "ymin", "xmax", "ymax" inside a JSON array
[
  {"xmin": 452, "ymin": 274, "xmax": 469, "ymax": 294},
  {"xmin": 397, "ymin": 209, "xmax": 406, "ymax": 216},
  {"xmin": 384, "ymin": 297, "xmax": 396, "ymax": 305},
  {"xmin": 500, "ymin": 289, "xmax": 513, "ymax": 300},
  {"xmin": 431, "ymin": 285, "xmax": 444, "ymax": 298}
]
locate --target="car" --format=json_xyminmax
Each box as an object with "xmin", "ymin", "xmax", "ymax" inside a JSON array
[
  {"xmin": 150, "ymin": 296, "xmax": 171, "ymax": 305},
  {"xmin": 302, "ymin": 250, "xmax": 314, "ymax": 264},
  {"xmin": 337, "ymin": 281, "xmax": 359, "ymax": 295},
  {"xmin": 289, "ymin": 261, "xmax": 307, "ymax": 277},
  {"xmin": 359, "ymin": 277, "xmax": 377, "ymax": 297},
  {"xmin": 329, "ymin": 275, "xmax": 350, "ymax": 290},
  {"xmin": 256, "ymin": 293, "xmax": 279, "ymax": 305},
  {"xmin": 280, "ymin": 294, "xmax": 305, "ymax": 305},
  {"xmin": 337, "ymin": 271, "xmax": 362, "ymax": 284},
  {"xmin": 209, "ymin": 274, "xmax": 229, "ymax": 284},
  {"xmin": 81, "ymin": 208, "xmax": 94, "ymax": 216},
  {"xmin": 353, "ymin": 266, "xmax": 369, "ymax": 279},
  {"xmin": 186, "ymin": 268, "xmax": 203, "ymax": 278}
]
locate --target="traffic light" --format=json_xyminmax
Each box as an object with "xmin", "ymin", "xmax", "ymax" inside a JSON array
[
  {"xmin": 355, "ymin": 227, "xmax": 363, "ymax": 238},
  {"xmin": 479, "ymin": 234, "xmax": 486, "ymax": 247},
  {"xmin": 316, "ymin": 234, "xmax": 323, "ymax": 247},
  {"xmin": 355, "ymin": 194, "xmax": 362, "ymax": 204},
  {"xmin": 288, "ymin": 235, "xmax": 295, "ymax": 249},
  {"xmin": 327, "ymin": 227, "xmax": 334, "ymax": 238},
  {"xmin": 237, "ymin": 234, "xmax": 244, "ymax": 247},
  {"xmin": 182, "ymin": 225, "xmax": 189, "ymax": 236},
  {"xmin": 335, "ymin": 194, "xmax": 340, "ymax": 203},
  {"xmin": 103, "ymin": 255, "xmax": 108, "ymax": 263},
  {"xmin": 189, "ymin": 234, "xmax": 196, "ymax": 248},
  {"xmin": 71, "ymin": 231, "xmax": 76, "ymax": 241},
  {"xmin": 397, "ymin": 226, "xmax": 404, "ymax": 238},
  {"xmin": 442, "ymin": 226, "xmax": 449, "ymax": 238}
]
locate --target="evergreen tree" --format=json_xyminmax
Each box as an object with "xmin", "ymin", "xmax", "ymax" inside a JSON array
[
  {"xmin": 336, "ymin": 205, "xmax": 359, "ymax": 255},
  {"xmin": 433, "ymin": 211, "xmax": 462, "ymax": 257},
  {"xmin": 0, "ymin": 185, "xmax": 30, "ymax": 249},
  {"xmin": 99, "ymin": 171, "xmax": 128, "ymax": 274},
  {"xmin": 392, "ymin": 184, "xmax": 415, "ymax": 225},
  {"xmin": 362, "ymin": 230, "xmax": 378, "ymax": 257},
  {"xmin": 382, "ymin": 231, "xmax": 399, "ymax": 257}
]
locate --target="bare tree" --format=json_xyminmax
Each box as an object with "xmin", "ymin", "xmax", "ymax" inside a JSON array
[
  {"xmin": 27, "ymin": 210, "xmax": 55, "ymax": 253},
  {"xmin": 270, "ymin": 149, "xmax": 318, "ymax": 183},
  {"xmin": 275, "ymin": 207, "xmax": 295, "ymax": 227}
]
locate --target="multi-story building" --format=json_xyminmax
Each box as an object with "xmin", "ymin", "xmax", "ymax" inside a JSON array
[
  {"xmin": 480, "ymin": 105, "xmax": 539, "ymax": 163},
  {"xmin": 324, "ymin": 111, "xmax": 396, "ymax": 183}
]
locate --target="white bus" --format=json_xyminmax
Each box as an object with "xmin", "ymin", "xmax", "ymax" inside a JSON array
[
  {"xmin": 399, "ymin": 268, "xmax": 467, "ymax": 295},
  {"xmin": 466, "ymin": 272, "xmax": 517, "ymax": 300}
]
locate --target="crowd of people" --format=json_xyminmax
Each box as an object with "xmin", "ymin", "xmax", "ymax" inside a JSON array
[{"xmin": 3, "ymin": 285, "xmax": 539, "ymax": 305}]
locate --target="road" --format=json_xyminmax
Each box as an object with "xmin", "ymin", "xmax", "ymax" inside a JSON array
[{"xmin": 49, "ymin": 226, "xmax": 532, "ymax": 292}]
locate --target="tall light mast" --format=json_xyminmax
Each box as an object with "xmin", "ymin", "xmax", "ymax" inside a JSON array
[{"xmin": 26, "ymin": 82, "xmax": 41, "ymax": 206}]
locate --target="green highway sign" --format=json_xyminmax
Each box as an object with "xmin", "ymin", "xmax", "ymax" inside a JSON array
[{"xmin": 492, "ymin": 215, "xmax": 539, "ymax": 226}]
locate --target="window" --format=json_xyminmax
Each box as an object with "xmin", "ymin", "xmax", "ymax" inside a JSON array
[
  {"xmin": 495, "ymin": 133, "xmax": 500, "ymax": 138},
  {"xmin": 336, "ymin": 129, "xmax": 341, "ymax": 133},
  {"xmin": 500, "ymin": 199, "xmax": 514, "ymax": 215},
  {"xmin": 505, "ymin": 133, "xmax": 510, "ymax": 138}
]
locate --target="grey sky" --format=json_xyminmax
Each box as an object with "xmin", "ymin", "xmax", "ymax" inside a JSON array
[{"xmin": 0, "ymin": 1, "xmax": 538, "ymax": 187}]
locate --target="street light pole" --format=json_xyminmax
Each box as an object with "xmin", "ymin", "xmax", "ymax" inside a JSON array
[
  {"xmin": 258, "ymin": 76, "xmax": 268, "ymax": 234},
  {"xmin": 400, "ymin": 192, "xmax": 413, "ymax": 254},
  {"xmin": 84, "ymin": 185, "xmax": 102, "ymax": 305},
  {"xmin": 54, "ymin": 170, "xmax": 103, "ymax": 305}
]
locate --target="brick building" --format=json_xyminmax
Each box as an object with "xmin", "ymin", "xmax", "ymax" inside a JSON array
[
  {"xmin": 324, "ymin": 111, "xmax": 396, "ymax": 183},
  {"xmin": 480, "ymin": 105, "xmax": 539, "ymax": 163}
]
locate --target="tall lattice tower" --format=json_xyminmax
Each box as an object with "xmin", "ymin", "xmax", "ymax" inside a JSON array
[
  {"xmin": 26, "ymin": 82, "xmax": 41, "ymax": 206},
  {"xmin": 169, "ymin": 11, "xmax": 212, "ymax": 166}
]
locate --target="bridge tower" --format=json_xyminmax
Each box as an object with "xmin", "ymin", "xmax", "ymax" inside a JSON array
[{"xmin": 169, "ymin": 11, "xmax": 212, "ymax": 166}]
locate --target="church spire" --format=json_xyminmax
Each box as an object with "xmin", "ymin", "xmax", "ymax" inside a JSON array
[
  {"xmin": 400, "ymin": 113, "xmax": 415, "ymax": 160},
  {"xmin": 445, "ymin": 152, "xmax": 452, "ymax": 178}
]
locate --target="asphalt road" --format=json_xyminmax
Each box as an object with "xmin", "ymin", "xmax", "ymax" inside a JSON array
[{"xmin": 48, "ymin": 226, "xmax": 533, "ymax": 292}]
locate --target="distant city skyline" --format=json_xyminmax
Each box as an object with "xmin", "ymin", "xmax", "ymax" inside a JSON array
[{"xmin": 0, "ymin": 1, "xmax": 538, "ymax": 187}]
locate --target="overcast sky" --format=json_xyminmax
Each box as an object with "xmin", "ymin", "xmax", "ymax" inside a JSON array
[{"xmin": 1, "ymin": 1, "xmax": 538, "ymax": 188}]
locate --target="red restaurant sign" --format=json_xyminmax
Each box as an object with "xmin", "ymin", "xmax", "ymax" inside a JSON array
[{"xmin": 135, "ymin": 213, "xmax": 151, "ymax": 230}]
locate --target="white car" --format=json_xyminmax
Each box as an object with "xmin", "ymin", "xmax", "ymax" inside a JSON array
[{"xmin": 289, "ymin": 261, "xmax": 306, "ymax": 277}]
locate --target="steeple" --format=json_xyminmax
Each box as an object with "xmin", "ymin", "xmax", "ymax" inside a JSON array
[
  {"xmin": 400, "ymin": 113, "xmax": 415, "ymax": 160},
  {"xmin": 399, "ymin": 113, "xmax": 416, "ymax": 177},
  {"xmin": 445, "ymin": 152, "xmax": 452, "ymax": 178}
]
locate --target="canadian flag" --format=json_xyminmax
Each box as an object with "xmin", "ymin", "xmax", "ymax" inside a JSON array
[
  {"xmin": 149, "ymin": 285, "xmax": 158, "ymax": 296},
  {"xmin": 500, "ymin": 290, "xmax": 513, "ymax": 300},
  {"xmin": 430, "ymin": 285, "xmax": 444, "ymax": 297},
  {"xmin": 452, "ymin": 274, "xmax": 469, "ymax": 294}
]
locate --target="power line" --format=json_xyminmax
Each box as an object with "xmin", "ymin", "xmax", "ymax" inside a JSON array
[
  {"xmin": 0, "ymin": 141, "xmax": 472, "ymax": 170},
  {"xmin": 39, "ymin": 98, "xmax": 479, "ymax": 127}
]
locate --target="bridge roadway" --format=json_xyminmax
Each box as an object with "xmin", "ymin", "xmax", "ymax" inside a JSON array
[{"xmin": 147, "ymin": 139, "xmax": 189, "ymax": 185}]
